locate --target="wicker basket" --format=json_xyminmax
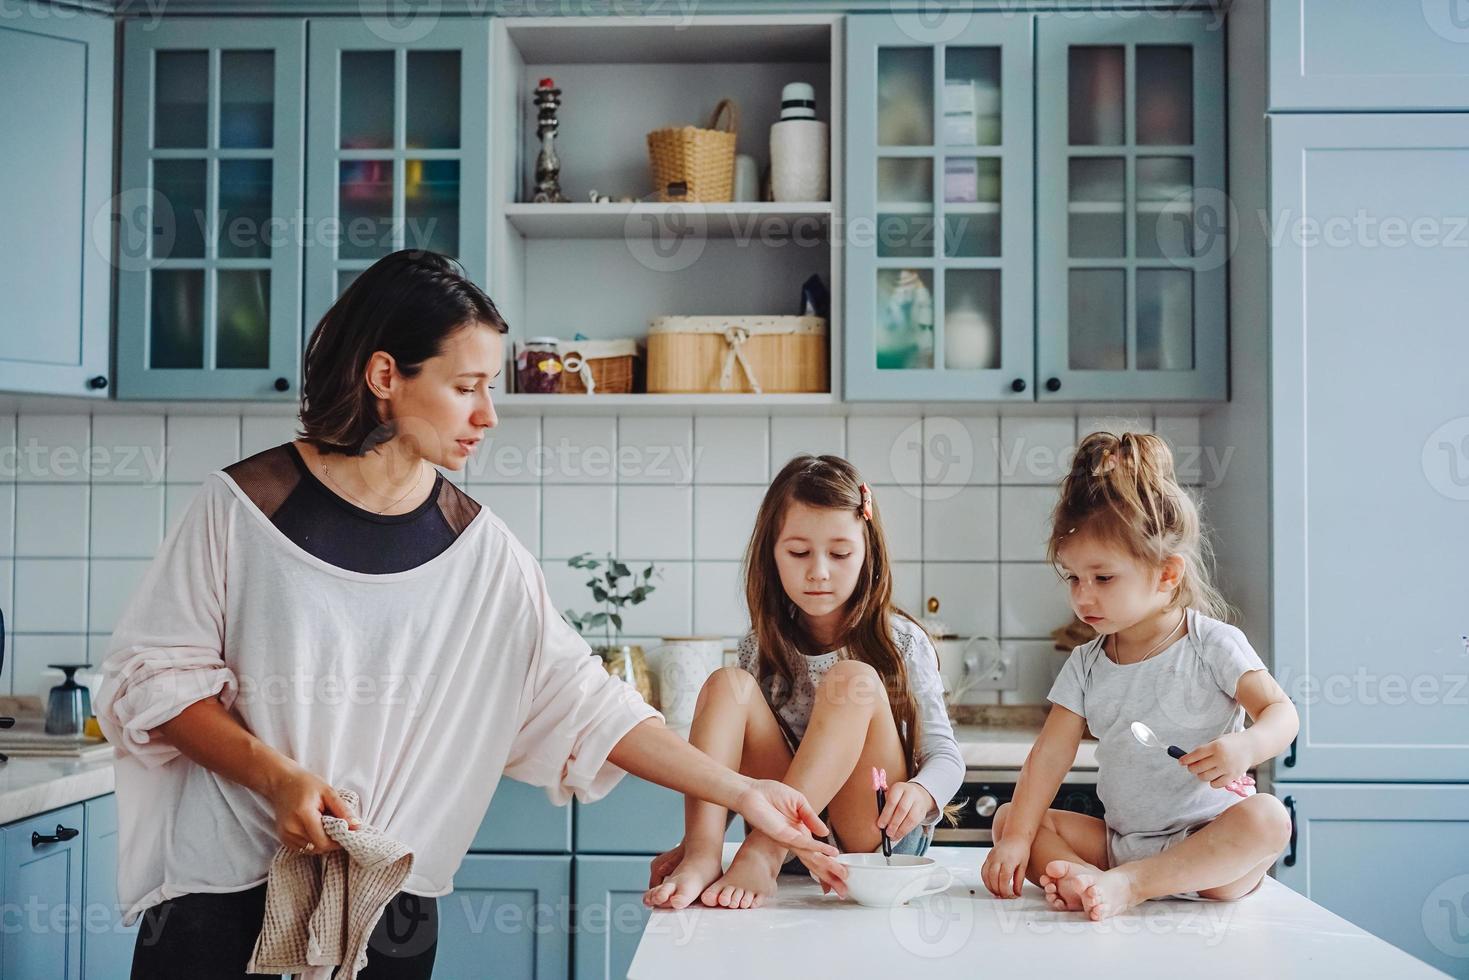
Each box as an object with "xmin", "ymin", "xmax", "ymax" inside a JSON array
[
  {"xmin": 559, "ymin": 338, "xmax": 639, "ymax": 395},
  {"xmin": 646, "ymin": 316, "xmax": 828, "ymax": 394},
  {"xmin": 646, "ymin": 100, "xmax": 738, "ymax": 203}
]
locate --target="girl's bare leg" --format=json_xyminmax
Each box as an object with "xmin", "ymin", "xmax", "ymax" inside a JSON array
[
  {"xmin": 704, "ymin": 660, "xmax": 908, "ymax": 908},
  {"xmin": 992, "ymin": 803, "xmax": 1109, "ymax": 910},
  {"xmin": 1048, "ymin": 794, "xmax": 1292, "ymax": 920},
  {"xmin": 642, "ymin": 667, "xmax": 792, "ymax": 910}
]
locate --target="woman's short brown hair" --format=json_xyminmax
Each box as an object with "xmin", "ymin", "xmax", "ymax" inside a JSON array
[{"xmin": 299, "ymin": 250, "xmax": 508, "ymax": 455}]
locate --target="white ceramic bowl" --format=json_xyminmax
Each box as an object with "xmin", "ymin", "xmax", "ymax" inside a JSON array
[{"xmin": 836, "ymin": 854, "xmax": 954, "ymax": 908}]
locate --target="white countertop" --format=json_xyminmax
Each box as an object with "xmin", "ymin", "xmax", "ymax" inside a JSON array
[
  {"xmin": 953, "ymin": 725, "xmax": 1097, "ymax": 770},
  {"xmin": 630, "ymin": 844, "xmax": 1439, "ymax": 979},
  {"xmin": 0, "ymin": 753, "xmax": 117, "ymax": 825}
]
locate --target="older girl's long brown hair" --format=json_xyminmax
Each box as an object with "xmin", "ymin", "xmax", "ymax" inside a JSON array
[{"xmin": 743, "ymin": 454, "xmax": 923, "ymax": 778}]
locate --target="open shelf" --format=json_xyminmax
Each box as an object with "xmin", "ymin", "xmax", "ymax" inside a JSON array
[{"xmin": 504, "ymin": 202, "xmax": 833, "ymax": 240}]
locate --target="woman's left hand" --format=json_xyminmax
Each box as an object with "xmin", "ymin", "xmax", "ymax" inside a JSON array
[
  {"xmin": 1179, "ymin": 732, "xmax": 1253, "ymax": 789},
  {"xmin": 733, "ymin": 779, "xmax": 840, "ymax": 859},
  {"xmin": 878, "ymin": 781, "xmax": 937, "ymax": 842}
]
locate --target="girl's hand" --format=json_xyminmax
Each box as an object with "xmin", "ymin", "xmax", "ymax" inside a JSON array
[
  {"xmin": 1179, "ymin": 732, "xmax": 1253, "ymax": 789},
  {"xmin": 263, "ymin": 763, "xmax": 358, "ymax": 855},
  {"xmin": 981, "ymin": 836, "xmax": 1030, "ymax": 899},
  {"xmin": 648, "ymin": 841, "xmax": 684, "ymax": 889},
  {"xmin": 733, "ymin": 779, "xmax": 840, "ymax": 860},
  {"xmin": 877, "ymin": 780, "xmax": 937, "ymax": 842}
]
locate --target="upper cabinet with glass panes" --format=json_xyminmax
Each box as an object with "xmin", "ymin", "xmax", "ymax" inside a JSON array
[
  {"xmin": 846, "ymin": 10, "xmax": 1225, "ymax": 403},
  {"xmin": 114, "ymin": 20, "xmax": 306, "ymax": 400},
  {"xmin": 302, "ymin": 21, "xmax": 490, "ymax": 335}
]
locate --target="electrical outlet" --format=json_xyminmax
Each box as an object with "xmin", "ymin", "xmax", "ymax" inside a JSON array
[{"xmin": 972, "ymin": 649, "xmax": 1018, "ymax": 692}]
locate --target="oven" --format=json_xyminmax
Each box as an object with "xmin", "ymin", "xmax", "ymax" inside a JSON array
[{"xmin": 932, "ymin": 767, "xmax": 1105, "ymax": 845}]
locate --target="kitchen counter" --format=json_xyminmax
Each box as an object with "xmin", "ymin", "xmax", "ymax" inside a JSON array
[
  {"xmin": 0, "ymin": 753, "xmax": 116, "ymax": 825},
  {"xmin": 630, "ymin": 844, "xmax": 1440, "ymax": 979},
  {"xmin": 953, "ymin": 725, "xmax": 1097, "ymax": 770}
]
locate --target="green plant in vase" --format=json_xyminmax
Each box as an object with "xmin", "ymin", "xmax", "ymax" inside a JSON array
[{"xmin": 562, "ymin": 553, "xmax": 660, "ymax": 681}]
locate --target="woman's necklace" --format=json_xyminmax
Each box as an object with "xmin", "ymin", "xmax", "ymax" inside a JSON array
[
  {"xmin": 320, "ymin": 455, "xmax": 428, "ymax": 515},
  {"xmin": 1109, "ymin": 609, "xmax": 1187, "ymax": 665}
]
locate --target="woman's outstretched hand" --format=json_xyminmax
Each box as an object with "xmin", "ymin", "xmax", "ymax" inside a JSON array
[
  {"xmin": 733, "ymin": 779, "xmax": 840, "ymax": 859},
  {"xmin": 263, "ymin": 763, "xmax": 359, "ymax": 855}
]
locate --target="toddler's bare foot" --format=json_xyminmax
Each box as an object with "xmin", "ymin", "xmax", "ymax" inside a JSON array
[
  {"xmin": 1042, "ymin": 860, "xmax": 1105, "ymax": 913},
  {"xmin": 1079, "ymin": 868, "xmax": 1141, "ymax": 921},
  {"xmin": 700, "ymin": 832, "xmax": 786, "ymax": 909},
  {"xmin": 643, "ymin": 847, "xmax": 723, "ymax": 910}
]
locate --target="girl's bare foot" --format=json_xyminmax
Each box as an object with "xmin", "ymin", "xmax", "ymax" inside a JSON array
[
  {"xmin": 643, "ymin": 847, "xmax": 724, "ymax": 910},
  {"xmin": 1078, "ymin": 868, "xmax": 1141, "ymax": 921},
  {"xmin": 1042, "ymin": 860, "xmax": 1106, "ymax": 913},
  {"xmin": 700, "ymin": 833, "xmax": 786, "ymax": 909}
]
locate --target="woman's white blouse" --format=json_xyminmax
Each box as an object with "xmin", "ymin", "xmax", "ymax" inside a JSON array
[{"xmin": 94, "ymin": 471, "xmax": 658, "ymax": 926}]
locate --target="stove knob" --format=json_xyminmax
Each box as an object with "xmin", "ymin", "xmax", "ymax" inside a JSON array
[{"xmin": 974, "ymin": 795, "xmax": 999, "ymax": 818}]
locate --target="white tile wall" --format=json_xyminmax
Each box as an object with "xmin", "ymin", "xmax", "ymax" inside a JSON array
[{"xmin": 0, "ymin": 410, "xmax": 1202, "ymax": 704}]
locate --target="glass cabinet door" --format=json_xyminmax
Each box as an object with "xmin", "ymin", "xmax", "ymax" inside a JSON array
[
  {"xmin": 115, "ymin": 20, "xmax": 305, "ymax": 400},
  {"xmin": 304, "ymin": 22, "xmax": 489, "ymax": 335},
  {"xmin": 846, "ymin": 14, "xmax": 1033, "ymax": 401},
  {"xmin": 1036, "ymin": 13, "xmax": 1226, "ymax": 401}
]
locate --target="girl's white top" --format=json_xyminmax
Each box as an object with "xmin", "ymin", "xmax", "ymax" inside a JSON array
[{"xmin": 94, "ymin": 472, "xmax": 658, "ymax": 927}]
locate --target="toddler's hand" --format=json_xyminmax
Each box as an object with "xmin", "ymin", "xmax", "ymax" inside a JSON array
[
  {"xmin": 981, "ymin": 836, "xmax": 1030, "ymax": 899},
  {"xmin": 877, "ymin": 781, "xmax": 936, "ymax": 842},
  {"xmin": 1180, "ymin": 732, "xmax": 1253, "ymax": 789}
]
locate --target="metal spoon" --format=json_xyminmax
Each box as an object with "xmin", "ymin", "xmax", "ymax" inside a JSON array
[{"xmin": 1130, "ymin": 721, "xmax": 1255, "ymax": 797}]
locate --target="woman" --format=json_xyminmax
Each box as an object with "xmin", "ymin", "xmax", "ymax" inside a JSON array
[{"xmin": 94, "ymin": 250, "xmax": 842, "ymax": 979}]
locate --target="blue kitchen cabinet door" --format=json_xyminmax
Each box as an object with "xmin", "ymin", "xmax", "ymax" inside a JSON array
[
  {"xmin": 1, "ymin": 803, "xmax": 86, "ymax": 980},
  {"xmin": 1275, "ymin": 784, "xmax": 1469, "ymax": 977},
  {"xmin": 435, "ymin": 854, "xmax": 570, "ymax": 980},
  {"xmin": 844, "ymin": 13, "xmax": 1035, "ymax": 401},
  {"xmin": 575, "ymin": 776, "xmax": 743, "ymax": 856},
  {"xmin": 1035, "ymin": 11, "xmax": 1226, "ymax": 401},
  {"xmin": 471, "ymin": 778, "xmax": 572, "ymax": 854},
  {"xmin": 1271, "ymin": 0, "xmax": 1469, "ymax": 111},
  {"xmin": 0, "ymin": 11, "xmax": 113, "ymax": 398},
  {"xmin": 573, "ymin": 856, "xmax": 657, "ymax": 980},
  {"xmin": 1270, "ymin": 114, "xmax": 1469, "ymax": 782},
  {"xmin": 81, "ymin": 794, "xmax": 137, "ymax": 980},
  {"xmin": 115, "ymin": 19, "xmax": 306, "ymax": 400},
  {"xmin": 303, "ymin": 20, "xmax": 491, "ymax": 338}
]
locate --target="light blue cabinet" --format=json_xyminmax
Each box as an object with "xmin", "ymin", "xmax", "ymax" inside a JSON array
[
  {"xmin": 436, "ymin": 854, "xmax": 571, "ymax": 980},
  {"xmin": 472, "ymin": 777, "xmax": 572, "ymax": 854},
  {"xmin": 844, "ymin": 13, "xmax": 1034, "ymax": 401},
  {"xmin": 1270, "ymin": 0, "xmax": 1469, "ymax": 111},
  {"xmin": 115, "ymin": 19, "xmax": 307, "ymax": 400},
  {"xmin": 0, "ymin": 11, "xmax": 113, "ymax": 397},
  {"xmin": 1274, "ymin": 784, "xmax": 1469, "ymax": 977},
  {"xmin": 1, "ymin": 802, "xmax": 86, "ymax": 980},
  {"xmin": 1034, "ymin": 11, "xmax": 1226, "ymax": 401},
  {"xmin": 81, "ymin": 794, "xmax": 137, "ymax": 980},
  {"xmin": 575, "ymin": 777, "xmax": 686, "ymax": 856},
  {"xmin": 303, "ymin": 19, "xmax": 491, "ymax": 335},
  {"xmin": 573, "ymin": 856, "xmax": 653, "ymax": 980},
  {"xmin": 1269, "ymin": 114, "xmax": 1469, "ymax": 782}
]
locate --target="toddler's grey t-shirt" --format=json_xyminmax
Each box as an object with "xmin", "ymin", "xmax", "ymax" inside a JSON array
[{"xmin": 1046, "ymin": 608, "xmax": 1267, "ymax": 841}]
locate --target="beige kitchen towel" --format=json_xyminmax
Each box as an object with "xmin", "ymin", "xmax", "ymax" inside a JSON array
[{"xmin": 246, "ymin": 788, "xmax": 414, "ymax": 980}]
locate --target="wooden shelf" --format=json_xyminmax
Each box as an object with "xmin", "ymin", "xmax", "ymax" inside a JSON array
[
  {"xmin": 503, "ymin": 202, "xmax": 833, "ymax": 240},
  {"xmin": 493, "ymin": 391, "xmax": 838, "ymax": 414}
]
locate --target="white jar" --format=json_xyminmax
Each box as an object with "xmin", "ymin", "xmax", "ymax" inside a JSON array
[{"xmin": 770, "ymin": 82, "xmax": 829, "ymax": 202}]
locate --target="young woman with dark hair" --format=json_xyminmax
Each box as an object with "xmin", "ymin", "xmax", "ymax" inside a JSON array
[{"xmin": 95, "ymin": 250, "xmax": 840, "ymax": 979}]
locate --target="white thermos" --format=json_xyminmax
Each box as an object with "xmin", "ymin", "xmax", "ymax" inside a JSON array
[{"xmin": 769, "ymin": 82, "xmax": 829, "ymax": 202}]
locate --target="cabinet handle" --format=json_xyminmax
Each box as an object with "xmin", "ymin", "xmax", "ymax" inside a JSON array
[
  {"xmin": 32, "ymin": 824, "xmax": 80, "ymax": 848},
  {"xmin": 1283, "ymin": 736, "xmax": 1296, "ymax": 768},
  {"xmin": 1281, "ymin": 796, "xmax": 1297, "ymax": 867},
  {"xmin": 1010, "ymin": 378, "xmax": 1026, "ymax": 393},
  {"xmin": 1045, "ymin": 377, "xmax": 1061, "ymax": 393},
  {"xmin": 273, "ymin": 377, "xmax": 290, "ymax": 392},
  {"xmin": 87, "ymin": 375, "xmax": 108, "ymax": 390}
]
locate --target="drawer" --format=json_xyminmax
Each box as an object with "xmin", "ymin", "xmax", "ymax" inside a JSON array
[
  {"xmin": 471, "ymin": 778, "xmax": 572, "ymax": 853},
  {"xmin": 574, "ymin": 777, "xmax": 743, "ymax": 855}
]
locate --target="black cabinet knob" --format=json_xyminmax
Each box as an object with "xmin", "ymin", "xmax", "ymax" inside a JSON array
[
  {"xmin": 1010, "ymin": 378, "xmax": 1026, "ymax": 393},
  {"xmin": 1045, "ymin": 377, "xmax": 1061, "ymax": 393},
  {"xmin": 273, "ymin": 377, "xmax": 290, "ymax": 392},
  {"xmin": 87, "ymin": 375, "xmax": 108, "ymax": 390},
  {"xmin": 33, "ymin": 824, "xmax": 80, "ymax": 847}
]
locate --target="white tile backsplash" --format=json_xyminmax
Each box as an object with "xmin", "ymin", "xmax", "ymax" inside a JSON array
[{"xmin": 2, "ymin": 408, "xmax": 1193, "ymax": 702}]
